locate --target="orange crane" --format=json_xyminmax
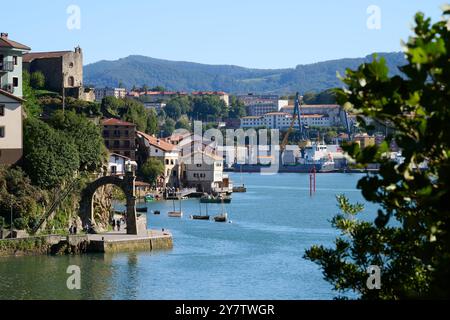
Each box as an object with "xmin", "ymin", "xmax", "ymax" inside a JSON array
[{"xmin": 280, "ymin": 92, "xmax": 304, "ymax": 154}]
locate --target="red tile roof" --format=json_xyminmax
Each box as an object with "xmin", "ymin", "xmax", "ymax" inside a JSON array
[
  {"xmin": 0, "ymin": 34, "xmax": 31, "ymax": 51},
  {"xmin": 22, "ymin": 51, "xmax": 72, "ymax": 63},
  {"xmin": 137, "ymin": 131, "xmax": 176, "ymax": 152},
  {"xmin": 101, "ymin": 118, "xmax": 136, "ymax": 126}
]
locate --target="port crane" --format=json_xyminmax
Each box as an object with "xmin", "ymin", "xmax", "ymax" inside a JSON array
[{"xmin": 279, "ymin": 92, "xmax": 306, "ymax": 154}]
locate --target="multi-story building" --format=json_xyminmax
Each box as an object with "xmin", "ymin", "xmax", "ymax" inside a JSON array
[
  {"xmin": 0, "ymin": 32, "xmax": 30, "ymax": 97},
  {"xmin": 143, "ymin": 102, "xmax": 166, "ymax": 113},
  {"xmin": 101, "ymin": 118, "xmax": 137, "ymax": 160},
  {"xmin": 238, "ymin": 94, "xmax": 279, "ymax": 116},
  {"xmin": 136, "ymin": 131, "xmax": 180, "ymax": 188},
  {"xmin": 94, "ymin": 87, "xmax": 126, "ymax": 101},
  {"xmin": 192, "ymin": 91, "xmax": 229, "ymax": 106},
  {"xmin": 281, "ymin": 104, "xmax": 342, "ymax": 126},
  {"xmin": 0, "ymin": 33, "xmax": 30, "ymax": 165},
  {"xmin": 240, "ymin": 112, "xmax": 332, "ymax": 130},
  {"xmin": 180, "ymin": 150, "xmax": 224, "ymax": 193}
]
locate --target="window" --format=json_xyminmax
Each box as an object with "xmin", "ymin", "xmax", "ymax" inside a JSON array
[
  {"xmin": 13, "ymin": 56, "xmax": 18, "ymax": 65},
  {"xmin": 196, "ymin": 164, "xmax": 202, "ymax": 167},
  {"xmin": 0, "ymin": 104, "xmax": 4, "ymax": 116},
  {"xmin": 13, "ymin": 77, "xmax": 18, "ymax": 87},
  {"xmin": 171, "ymin": 159, "xmax": 174, "ymax": 165},
  {"xmin": 124, "ymin": 141, "xmax": 130, "ymax": 148},
  {"xmin": 69, "ymin": 62, "xmax": 74, "ymax": 68},
  {"xmin": 68, "ymin": 76, "xmax": 75, "ymax": 87},
  {"xmin": 165, "ymin": 159, "xmax": 169, "ymax": 165},
  {"xmin": 0, "ymin": 126, "xmax": 4, "ymax": 138},
  {"xmin": 114, "ymin": 140, "xmax": 120, "ymax": 147}
]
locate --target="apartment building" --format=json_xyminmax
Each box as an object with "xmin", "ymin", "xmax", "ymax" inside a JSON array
[
  {"xmin": 240, "ymin": 112, "xmax": 332, "ymax": 130},
  {"xmin": 101, "ymin": 118, "xmax": 137, "ymax": 160},
  {"xmin": 280, "ymin": 104, "xmax": 342, "ymax": 126},
  {"xmin": 237, "ymin": 94, "xmax": 280, "ymax": 116},
  {"xmin": 95, "ymin": 87, "xmax": 126, "ymax": 101}
]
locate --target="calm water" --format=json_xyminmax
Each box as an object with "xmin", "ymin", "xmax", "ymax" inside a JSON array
[{"xmin": 0, "ymin": 173, "xmax": 378, "ymax": 300}]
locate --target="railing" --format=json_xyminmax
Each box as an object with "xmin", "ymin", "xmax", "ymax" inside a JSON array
[
  {"xmin": 0, "ymin": 61, "xmax": 14, "ymax": 72},
  {"xmin": 1, "ymin": 83, "xmax": 14, "ymax": 93}
]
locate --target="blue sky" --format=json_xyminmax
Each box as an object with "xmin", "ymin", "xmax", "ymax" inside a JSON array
[{"xmin": 3, "ymin": 0, "xmax": 446, "ymax": 68}]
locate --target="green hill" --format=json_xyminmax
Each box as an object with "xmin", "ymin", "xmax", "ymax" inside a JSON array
[{"xmin": 84, "ymin": 52, "xmax": 406, "ymax": 94}]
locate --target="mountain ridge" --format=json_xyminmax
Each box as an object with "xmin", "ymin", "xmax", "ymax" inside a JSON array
[{"xmin": 84, "ymin": 52, "xmax": 406, "ymax": 94}]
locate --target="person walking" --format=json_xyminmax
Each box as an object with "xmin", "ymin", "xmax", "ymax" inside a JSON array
[
  {"xmin": 117, "ymin": 219, "xmax": 121, "ymax": 232},
  {"xmin": 112, "ymin": 219, "xmax": 116, "ymax": 231}
]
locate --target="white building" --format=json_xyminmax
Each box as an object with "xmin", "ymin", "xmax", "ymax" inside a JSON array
[
  {"xmin": 107, "ymin": 153, "xmax": 130, "ymax": 176},
  {"xmin": 280, "ymin": 104, "xmax": 342, "ymax": 126},
  {"xmin": 95, "ymin": 87, "xmax": 126, "ymax": 101},
  {"xmin": 143, "ymin": 102, "xmax": 166, "ymax": 113},
  {"xmin": 180, "ymin": 150, "xmax": 224, "ymax": 193},
  {"xmin": 238, "ymin": 94, "xmax": 280, "ymax": 116},
  {"xmin": 240, "ymin": 112, "xmax": 332, "ymax": 130}
]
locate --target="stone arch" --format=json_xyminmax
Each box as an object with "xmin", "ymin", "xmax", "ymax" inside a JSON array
[{"xmin": 79, "ymin": 172, "xmax": 138, "ymax": 235}]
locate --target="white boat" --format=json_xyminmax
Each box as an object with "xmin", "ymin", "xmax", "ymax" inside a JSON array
[{"xmin": 298, "ymin": 141, "xmax": 335, "ymax": 171}]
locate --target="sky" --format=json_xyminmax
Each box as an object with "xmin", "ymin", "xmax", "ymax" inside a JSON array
[{"xmin": 2, "ymin": 0, "xmax": 446, "ymax": 68}]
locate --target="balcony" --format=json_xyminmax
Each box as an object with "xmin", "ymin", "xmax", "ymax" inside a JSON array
[
  {"xmin": 1, "ymin": 83, "xmax": 14, "ymax": 93},
  {"xmin": 0, "ymin": 61, "xmax": 14, "ymax": 73}
]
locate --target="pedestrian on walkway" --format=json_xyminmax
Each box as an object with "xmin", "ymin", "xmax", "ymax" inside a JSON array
[
  {"xmin": 112, "ymin": 219, "xmax": 116, "ymax": 231},
  {"xmin": 117, "ymin": 219, "xmax": 121, "ymax": 231}
]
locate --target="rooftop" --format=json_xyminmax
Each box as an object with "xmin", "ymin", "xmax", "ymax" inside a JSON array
[
  {"xmin": 0, "ymin": 89, "xmax": 26, "ymax": 102},
  {"xmin": 137, "ymin": 131, "xmax": 176, "ymax": 152},
  {"xmin": 101, "ymin": 118, "xmax": 136, "ymax": 126},
  {"xmin": 23, "ymin": 51, "xmax": 72, "ymax": 63},
  {"xmin": 0, "ymin": 33, "xmax": 31, "ymax": 51}
]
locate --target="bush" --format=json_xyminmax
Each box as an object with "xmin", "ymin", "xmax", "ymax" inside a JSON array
[{"xmin": 30, "ymin": 71, "xmax": 45, "ymax": 89}]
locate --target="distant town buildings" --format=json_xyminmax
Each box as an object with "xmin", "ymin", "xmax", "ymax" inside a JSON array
[
  {"xmin": 240, "ymin": 112, "xmax": 332, "ymax": 130},
  {"xmin": 0, "ymin": 33, "xmax": 30, "ymax": 165},
  {"xmin": 94, "ymin": 87, "xmax": 126, "ymax": 101},
  {"xmin": 101, "ymin": 118, "xmax": 137, "ymax": 160},
  {"xmin": 107, "ymin": 152, "xmax": 131, "ymax": 176},
  {"xmin": 238, "ymin": 94, "xmax": 280, "ymax": 116}
]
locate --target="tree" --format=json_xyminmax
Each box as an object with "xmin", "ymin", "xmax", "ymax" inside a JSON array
[
  {"xmin": 30, "ymin": 71, "xmax": 45, "ymax": 90},
  {"xmin": 164, "ymin": 102, "xmax": 182, "ymax": 120},
  {"xmin": 191, "ymin": 96, "xmax": 226, "ymax": 121},
  {"xmin": 140, "ymin": 158, "xmax": 164, "ymax": 185},
  {"xmin": 23, "ymin": 118, "xmax": 80, "ymax": 189},
  {"xmin": 123, "ymin": 98, "xmax": 148, "ymax": 132},
  {"xmin": 146, "ymin": 109, "xmax": 158, "ymax": 135},
  {"xmin": 305, "ymin": 8, "xmax": 450, "ymax": 299},
  {"xmin": 49, "ymin": 110, "xmax": 108, "ymax": 172},
  {"xmin": 175, "ymin": 117, "xmax": 190, "ymax": 131},
  {"xmin": 151, "ymin": 86, "xmax": 166, "ymax": 92},
  {"xmin": 162, "ymin": 118, "xmax": 176, "ymax": 137},
  {"xmin": 22, "ymin": 71, "xmax": 42, "ymax": 117},
  {"xmin": 227, "ymin": 96, "xmax": 246, "ymax": 119}
]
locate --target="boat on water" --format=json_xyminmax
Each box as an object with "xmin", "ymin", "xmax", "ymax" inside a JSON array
[
  {"xmin": 168, "ymin": 197, "xmax": 183, "ymax": 218},
  {"xmin": 136, "ymin": 207, "xmax": 148, "ymax": 213},
  {"xmin": 232, "ymin": 166, "xmax": 247, "ymax": 192},
  {"xmin": 153, "ymin": 210, "xmax": 161, "ymax": 215},
  {"xmin": 144, "ymin": 194, "xmax": 155, "ymax": 202},
  {"xmin": 214, "ymin": 213, "xmax": 228, "ymax": 222},
  {"xmin": 200, "ymin": 194, "xmax": 232, "ymax": 203},
  {"xmin": 191, "ymin": 201, "xmax": 210, "ymax": 220}
]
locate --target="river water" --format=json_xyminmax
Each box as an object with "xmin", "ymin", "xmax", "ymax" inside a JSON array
[{"xmin": 0, "ymin": 173, "xmax": 378, "ymax": 300}]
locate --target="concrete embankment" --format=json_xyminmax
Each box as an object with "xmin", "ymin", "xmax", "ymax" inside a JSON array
[{"xmin": 0, "ymin": 230, "xmax": 173, "ymax": 257}]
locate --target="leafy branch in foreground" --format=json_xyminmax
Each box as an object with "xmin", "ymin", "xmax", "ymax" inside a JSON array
[{"xmin": 305, "ymin": 7, "xmax": 450, "ymax": 299}]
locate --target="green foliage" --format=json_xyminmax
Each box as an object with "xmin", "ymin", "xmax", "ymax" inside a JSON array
[
  {"xmin": 85, "ymin": 53, "xmax": 407, "ymax": 94},
  {"xmin": 303, "ymin": 89, "xmax": 337, "ymax": 104},
  {"xmin": 23, "ymin": 118, "xmax": 80, "ymax": 189},
  {"xmin": 140, "ymin": 158, "xmax": 165, "ymax": 185},
  {"xmin": 165, "ymin": 96, "xmax": 192, "ymax": 120},
  {"xmin": 175, "ymin": 117, "xmax": 191, "ymax": 130},
  {"xmin": 30, "ymin": 71, "xmax": 45, "ymax": 89},
  {"xmin": 22, "ymin": 71, "xmax": 42, "ymax": 117},
  {"xmin": 227, "ymin": 96, "xmax": 246, "ymax": 119},
  {"xmin": 0, "ymin": 166, "xmax": 47, "ymax": 228},
  {"xmin": 49, "ymin": 110, "xmax": 108, "ymax": 172},
  {"xmin": 162, "ymin": 118, "xmax": 176, "ymax": 137},
  {"xmin": 192, "ymin": 95, "xmax": 226, "ymax": 121},
  {"xmin": 146, "ymin": 108, "xmax": 158, "ymax": 135},
  {"xmin": 305, "ymin": 9, "xmax": 450, "ymax": 299}
]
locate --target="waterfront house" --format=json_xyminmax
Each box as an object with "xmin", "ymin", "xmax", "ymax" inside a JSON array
[
  {"xmin": 180, "ymin": 150, "xmax": 225, "ymax": 193},
  {"xmin": 102, "ymin": 118, "xmax": 137, "ymax": 160},
  {"xmin": 136, "ymin": 131, "xmax": 180, "ymax": 188}
]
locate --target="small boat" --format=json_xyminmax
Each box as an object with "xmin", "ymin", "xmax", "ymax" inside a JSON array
[
  {"xmin": 191, "ymin": 201, "xmax": 210, "ymax": 220},
  {"xmin": 200, "ymin": 194, "xmax": 232, "ymax": 203},
  {"xmin": 168, "ymin": 198, "xmax": 183, "ymax": 218},
  {"xmin": 136, "ymin": 207, "xmax": 148, "ymax": 213},
  {"xmin": 232, "ymin": 185, "xmax": 247, "ymax": 193},
  {"xmin": 214, "ymin": 213, "xmax": 228, "ymax": 223},
  {"xmin": 168, "ymin": 211, "xmax": 183, "ymax": 218},
  {"xmin": 144, "ymin": 194, "xmax": 155, "ymax": 202},
  {"xmin": 154, "ymin": 210, "xmax": 161, "ymax": 215}
]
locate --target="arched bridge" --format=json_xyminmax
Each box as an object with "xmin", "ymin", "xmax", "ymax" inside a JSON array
[{"xmin": 79, "ymin": 171, "xmax": 138, "ymax": 235}]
